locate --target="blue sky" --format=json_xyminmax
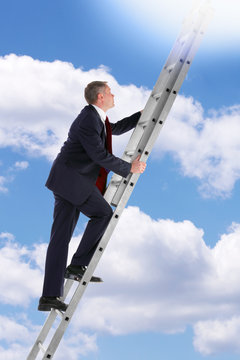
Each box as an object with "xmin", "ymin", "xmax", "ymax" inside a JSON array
[{"xmin": 1, "ymin": 0, "xmax": 240, "ymax": 359}]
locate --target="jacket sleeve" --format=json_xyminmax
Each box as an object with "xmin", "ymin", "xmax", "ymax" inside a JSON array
[
  {"xmin": 110, "ymin": 111, "xmax": 141, "ymax": 135},
  {"xmin": 77, "ymin": 113, "xmax": 131, "ymax": 178}
]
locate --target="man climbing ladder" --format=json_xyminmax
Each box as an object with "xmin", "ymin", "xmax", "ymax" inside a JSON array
[
  {"xmin": 27, "ymin": 1, "xmax": 214, "ymax": 359},
  {"xmin": 39, "ymin": 81, "xmax": 146, "ymax": 312}
]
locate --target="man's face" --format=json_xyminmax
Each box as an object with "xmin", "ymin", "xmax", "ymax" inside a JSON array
[{"xmin": 102, "ymin": 85, "xmax": 115, "ymax": 110}]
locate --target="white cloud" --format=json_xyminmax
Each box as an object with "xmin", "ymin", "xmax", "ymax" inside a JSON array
[
  {"xmin": 155, "ymin": 97, "xmax": 240, "ymax": 197},
  {"xmin": 0, "ymin": 315, "xmax": 97, "ymax": 360},
  {"xmin": 0, "ymin": 54, "xmax": 147, "ymax": 161},
  {"xmin": 0, "ymin": 233, "xmax": 15, "ymax": 241},
  {"xmin": 0, "ymin": 315, "xmax": 40, "ymax": 360},
  {"xmin": 1, "ymin": 54, "xmax": 240, "ymax": 197},
  {"xmin": 0, "ymin": 160, "xmax": 29, "ymax": 194},
  {"xmin": 67, "ymin": 206, "xmax": 240, "ymax": 355},
  {"xmin": 13, "ymin": 161, "xmax": 29, "ymax": 170},
  {"xmin": 0, "ymin": 233, "xmax": 43, "ymax": 305},
  {"xmin": 55, "ymin": 331, "xmax": 98, "ymax": 360},
  {"xmin": 1, "ymin": 207, "xmax": 240, "ymax": 355},
  {"xmin": 193, "ymin": 316, "xmax": 240, "ymax": 355},
  {"xmin": 0, "ymin": 234, "xmax": 98, "ymax": 359},
  {"xmin": 0, "ymin": 315, "xmax": 29, "ymax": 343}
]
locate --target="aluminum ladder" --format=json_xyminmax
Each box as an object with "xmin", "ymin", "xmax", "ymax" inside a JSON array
[{"xmin": 27, "ymin": 2, "xmax": 213, "ymax": 358}]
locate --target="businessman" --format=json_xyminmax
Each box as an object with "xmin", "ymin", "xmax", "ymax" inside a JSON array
[{"xmin": 38, "ymin": 81, "xmax": 146, "ymax": 311}]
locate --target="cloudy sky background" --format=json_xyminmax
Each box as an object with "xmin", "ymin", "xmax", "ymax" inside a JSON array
[{"xmin": 1, "ymin": 0, "xmax": 240, "ymax": 359}]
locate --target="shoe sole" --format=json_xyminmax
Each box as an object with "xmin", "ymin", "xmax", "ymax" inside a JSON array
[
  {"xmin": 65, "ymin": 272, "xmax": 103, "ymax": 283},
  {"xmin": 38, "ymin": 304, "xmax": 52, "ymax": 311},
  {"xmin": 38, "ymin": 304, "xmax": 67, "ymax": 312}
]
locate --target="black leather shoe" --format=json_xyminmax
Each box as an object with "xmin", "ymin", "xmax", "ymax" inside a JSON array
[
  {"xmin": 65, "ymin": 265, "xmax": 103, "ymax": 283},
  {"xmin": 38, "ymin": 296, "xmax": 68, "ymax": 312}
]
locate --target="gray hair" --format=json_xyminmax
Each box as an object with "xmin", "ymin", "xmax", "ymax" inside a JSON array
[{"xmin": 84, "ymin": 81, "xmax": 108, "ymax": 104}]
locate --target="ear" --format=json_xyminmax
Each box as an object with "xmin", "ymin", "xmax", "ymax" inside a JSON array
[{"xmin": 97, "ymin": 93, "xmax": 104, "ymax": 102}]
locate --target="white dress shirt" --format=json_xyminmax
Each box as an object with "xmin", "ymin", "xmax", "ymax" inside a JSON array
[{"xmin": 92, "ymin": 104, "xmax": 107, "ymax": 124}]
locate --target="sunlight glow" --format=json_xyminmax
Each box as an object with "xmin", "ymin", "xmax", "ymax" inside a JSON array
[{"xmin": 117, "ymin": 0, "xmax": 240, "ymax": 50}]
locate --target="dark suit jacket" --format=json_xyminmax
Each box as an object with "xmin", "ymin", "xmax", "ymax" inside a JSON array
[{"xmin": 46, "ymin": 105, "xmax": 141, "ymax": 205}]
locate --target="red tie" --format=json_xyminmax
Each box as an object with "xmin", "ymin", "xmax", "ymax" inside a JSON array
[{"xmin": 95, "ymin": 116, "xmax": 112, "ymax": 194}]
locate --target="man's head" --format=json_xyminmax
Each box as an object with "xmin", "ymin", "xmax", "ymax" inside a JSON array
[{"xmin": 84, "ymin": 81, "xmax": 115, "ymax": 112}]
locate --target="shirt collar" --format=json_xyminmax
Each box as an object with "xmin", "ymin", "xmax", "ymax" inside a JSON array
[{"xmin": 91, "ymin": 104, "xmax": 106, "ymax": 124}]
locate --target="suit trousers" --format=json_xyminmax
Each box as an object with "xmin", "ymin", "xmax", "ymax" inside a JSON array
[{"xmin": 42, "ymin": 186, "xmax": 113, "ymax": 297}]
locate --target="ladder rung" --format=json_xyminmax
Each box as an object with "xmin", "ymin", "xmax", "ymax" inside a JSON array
[
  {"xmin": 137, "ymin": 120, "xmax": 147, "ymax": 127},
  {"xmin": 38, "ymin": 341, "xmax": 46, "ymax": 354},
  {"xmin": 164, "ymin": 62, "xmax": 177, "ymax": 72},
  {"xmin": 111, "ymin": 180, "xmax": 121, "ymax": 186},
  {"xmin": 54, "ymin": 309, "xmax": 65, "ymax": 318},
  {"xmin": 152, "ymin": 92, "xmax": 163, "ymax": 100},
  {"xmin": 178, "ymin": 32, "xmax": 191, "ymax": 45},
  {"xmin": 124, "ymin": 150, "xmax": 135, "ymax": 156}
]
